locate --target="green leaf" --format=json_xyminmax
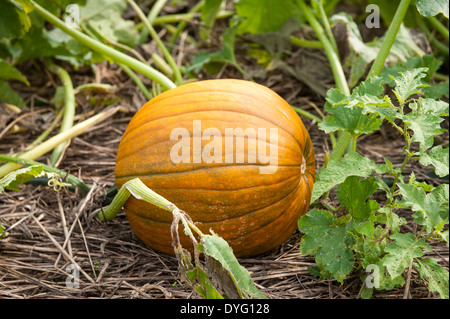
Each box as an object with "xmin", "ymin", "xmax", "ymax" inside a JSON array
[
  {"xmin": 419, "ymin": 98, "xmax": 449, "ymax": 117},
  {"xmin": 337, "ymin": 176, "xmax": 380, "ymax": 221},
  {"xmin": 415, "ymin": 258, "xmax": 449, "ymax": 299},
  {"xmin": 331, "ymin": 13, "xmax": 424, "ymax": 86},
  {"xmin": 0, "ymin": 58, "xmax": 28, "ymax": 84},
  {"xmin": 0, "ymin": 223, "xmax": 8, "ymax": 238},
  {"xmin": 381, "ymin": 54, "xmax": 443, "ymax": 86},
  {"xmin": 0, "ymin": 0, "xmax": 32, "ymax": 39},
  {"xmin": 390, "ymin": 68, "xmax": 429, "ymax": 105},
  {"xmin": 397, "ymin": 183, "xmax": 448, "ymax": 233},
  {"xmin": 188, "ymin": 16, "xmax": 243, "ymax": 74},
  {"xmin": 320, "ymin": 104, "xmax": 382, "ymax": 137},
  {"xmin": 403, "ymin": 112, "xmax": 445, "ymax": 153},
  {"xmin": 0, "ymin": 79, "xmax": 26, "ymax": 108},
  {"xmin": 186, "ymin": 267, "xmax": 224, "ymax": 299},
  {"xmin": 382, "ymin": 233, "xmax": 431, "ymax": 279},
  {"xmin": 200, "ymin": 0, "xmax": 223, "ymax": 40},
  {"xmin": 0, "ymin": 165, "xmax": 44, "ymax": 193},
  {"xmin": 298, "ymin": 210, "xmax": 355, "ymax": 283},
  {"xmin": 201, "ymin": 231, "xmax": 266, "ymax": 299},
  {"xmin": 79, "ymin": 0, "xmax": 139, "ymax": 48},
  {"xmin": 235, "ymin": 0, "xmax": 300, "ymax": 34},
  {"xmin": 416, "ymin": 0, "xmax": 449, "ymax": 18},
  {"xmin": 423, "ymin": 81, "xmax": 450, "ymax": 99},
  {"xmin": 419, "ymin": 145, "xmax": 449, "ymax": 178},
  {"xmin": 311, "ymin": 152, "xmax": 378, "ymax": 203}
]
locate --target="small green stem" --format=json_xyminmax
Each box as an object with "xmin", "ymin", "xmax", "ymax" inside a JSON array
[
  {"xmin": 119, "ymin": 63, "xmax": 152, "ymax": 100},
  {"xmin": 138, "ymin": 0, "xmax": 168, "ymax": 43},
  {"xmin": 314, "ymin": 0, "xmax": 339, "ymax": 55},
  {"xmin": 47, "ymin": 63, "xmax": 75, "ymax": 166},
  {"xmin": 170, "ymin": 0, "xmax": 205, "ymax": 45},
  {"xmin": 0, "ymin": 107, "xmax": 121, "ymax": 177},
  {"xmin": 30, "ymin": 1, "xmax": 176, "ymax": 91},
  {"xmin": 369, "ymin": 0, "xmax": 412, "ymax": 76},
  {"xmin": 416, "ymin": 12, "xmax": 450, "ymax": 56},
  {"xmin": 0, "ymin": 155, "xmax": 91, "ymax": 195},
  {"xmin": 289, "ymin": 36, "xmax": 323, "ymax": 49},
  {"xmin": 296, "ymin": 0, "xmax": 352, "ymax": 161},
  {"xmin": 128, "ymin": 0, "xmax": 183, "ymax": 85},
  {"xmin": 296, "ymin": 0, "xmax": 349, "ymax": 95},
  {"xmin": 290, "ymin": 105, "xmax": 323, "ymax": 123},
  {"xmin": 428, "ymin": 16, "xmax": 449, "ymax": 42}
]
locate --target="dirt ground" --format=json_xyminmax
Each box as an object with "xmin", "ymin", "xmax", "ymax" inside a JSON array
[{"xmin": 0, "ymin": 5, "xmax": 448, "ymax": 299}]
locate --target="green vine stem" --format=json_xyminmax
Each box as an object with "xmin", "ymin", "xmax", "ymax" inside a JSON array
[
  {"xmin": 289, "ymin": 36, "xmax": 323, "ymax": 49},
  {"xmin": 296, "ymin": 0, "xmax": 352, "ymax": 161},
  {"xmin": 368, "ymin": 0, "xmax": 412, "ymax": 76},
  {"xmin": 30, "ymin": 1, "xmax": 176, "ymax": 91},
  {"xmin": 428, "ymin": 16, "xmax": 449, "ymax": 42},
  {"xmin": 0, "ymin": 155, "xmax": 90, "ymax": 195},
  {"xmin": 97, "ymin": 178, "xmax": 201, "ymax": 238},
  {"xmin": 170, "ymin": 0, "xmax": 205, "ymax": 45},
  {"xmin": 138, "ymin": 0, "xmax": 168, "ymax": 43},
  {"xmin": 47, "ymin": 62, "xmax": 76, "ymax": 166},
  {"xmin": 0, "ymin": 107, "xmax": 121, "ymax": 178},
  {"xmin": 119, "ymin": 63, "xmax": 153, "ymax": 100},
  {"xmin": 127, "ymin": 0, "xmax": 184, "ymax": 85}
]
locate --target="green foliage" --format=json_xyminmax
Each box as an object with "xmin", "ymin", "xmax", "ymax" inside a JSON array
[
  {"xmin": 0, "ymin": 165, "xmax": 45, "ymax": 193},
  {"xmin": 416, "ymin": 0, "xmax": 449, "ymax": 18},
  {"xmin": 301, "ymin": 68, "xmax": 449, "ymax": 298},
  {"xmin": 234, "ymin": 0, "xmax": 301, "ymax": 34}
]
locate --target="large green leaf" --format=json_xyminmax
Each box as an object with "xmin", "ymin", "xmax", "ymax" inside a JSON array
[
  {"xmin": 415, "ymin": 258, "xmax": 449, "ymax": 299},
  {"xmin": 419, "ymin": 145, "xmax": 449, "ymax": 178},
  {"xmin": 416, "ymin": 0, "xmax": 449, "ymax": 18},
  {"xmin": 298, "ymin": 209, "xmax": 355, "ymax": 283},
  {"xmin": 311, "ymin": 152, "xmax": 380, "ymax": 203},
  {"xmin": 382, "ymin": 233, "xmax": 431, "ymax": 279},
  {"xmin": 235, "ymin": 0, "xmax": 300, "ymax": 34},
  {"xmin": 201, "ymin": 231, "xmax": 266, "ymax": 299},
  {"xmin": 337, "ymin": 176, "xmax": 380, "ymax": 221},
  {"xmin": 398, "ymin": 184, "xmax": 448, "ymax": 233},
  {"xmin": 0, "ymin": 0, "xmax": 32, "ymax": 39}
]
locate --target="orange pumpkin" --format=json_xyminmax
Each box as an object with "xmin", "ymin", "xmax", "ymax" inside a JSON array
[{"xmin": 115, "ymin": 79, "xmax": 315, "ymax": 257}]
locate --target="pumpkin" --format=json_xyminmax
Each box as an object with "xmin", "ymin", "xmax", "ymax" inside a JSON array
[{"xmin": 115, "ymin": 79, "xmax": 315, "ymax": 257}]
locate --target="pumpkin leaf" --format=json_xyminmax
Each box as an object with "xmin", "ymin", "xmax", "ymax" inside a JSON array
[
  {"xmin": 188, "ymin": 16, "xmax": 243, "ymax": 74},
  {"xmin": 234, "ymin": 0, "xmax": 301, "ymax": 34},
  {"xmin": 416, "ymin": 0, "xmax": 449, "ymax": 18},
  {"xmin": 390, "ymin": 68, "xmax": 429, "ymax": 105},
  {"xmin": 186, "ymin": 267, "xmax": 224, "ymax": 299},
  {"xmin": 415, "ymin": 258, "xmax": 449, "ymax": 299},
  {"xmin": 201, "ymin": 231, "xmax": 266, "ymax": 299},
  {"xmin": 298, "ymin": 209, "xmax": 355, "ymax": 283},
  {"xmin": 311, "ymin": 152, "xmax": 379, "ymax": 203},
  {"xmin": 403, "ymin": 112, "xmax": 445, "ymax": 153},
  {"xmin": 0, "ymin": 165, "xmax": 44, "ymax": 193},
  {"xmin": 397, "ymin": 184, "xmax": 448, "ymax": 234},
  {"xmin": 382, "ymin": 233, "xmax": 431, "ymax": 279},
  {"xmin": 337, "ymin": 176, "xmax": 380, "ymax": 221},
  {"xmin": 419, "ymin": 145, "xmax": 449, "ymax": 178}
]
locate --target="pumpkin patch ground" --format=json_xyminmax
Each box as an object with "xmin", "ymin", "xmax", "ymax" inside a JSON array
[{"xmin": 0, "ymin": 0, "xmax": 448, "ymax": 299}]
